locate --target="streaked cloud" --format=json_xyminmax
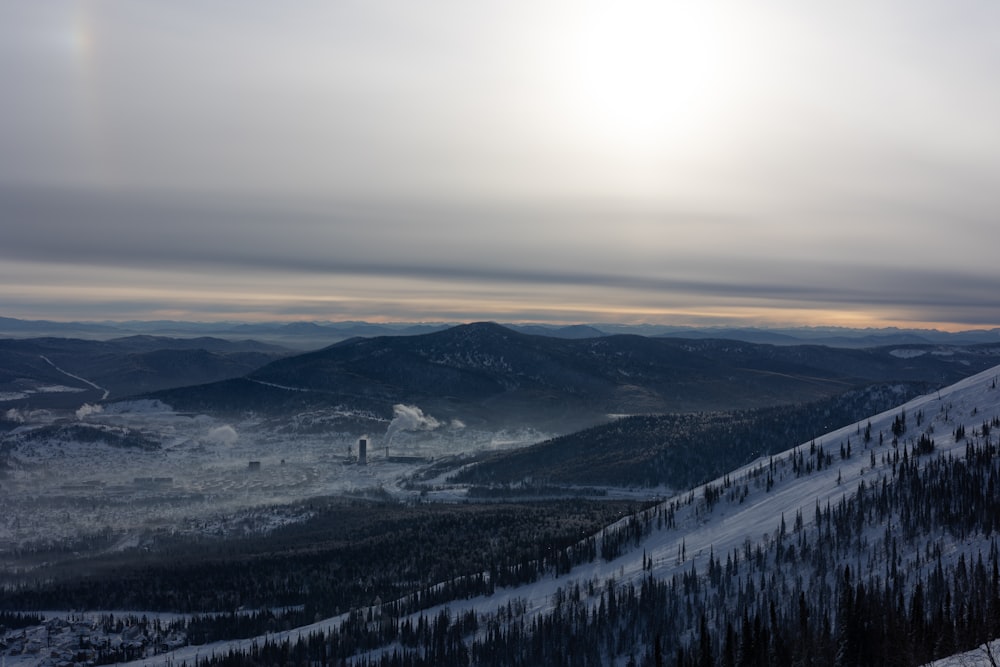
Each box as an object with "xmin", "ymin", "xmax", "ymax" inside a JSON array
[{"xmin": 1, "ymin": 1, "xmax": 998, "ymax": 329}]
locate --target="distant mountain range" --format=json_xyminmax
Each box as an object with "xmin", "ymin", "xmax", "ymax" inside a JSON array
[
  {"xmin": 5, "ymin": 319, "xmax": 1000, "ymax": 434},
  {"xmin": 145, "ymin": 322, "xmax": 1000, "ymax": 434},
  {"xmin": 652, "ymin": 326, "xmax": 1000, "ymax": 347},
  {"xmin": 3, "ymin": 315, "xmax": 999, "ymax": 349}
]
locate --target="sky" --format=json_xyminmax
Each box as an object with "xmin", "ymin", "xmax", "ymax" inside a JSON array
[{"xmin": 1, "ymin": 1, "xmax": 999, "ymax": 330}]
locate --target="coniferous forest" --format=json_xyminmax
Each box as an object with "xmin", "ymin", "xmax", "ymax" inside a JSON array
[
  {"xmin": 178, "ymin": 426, "xmax": 1000, "ymax": 667},
  {"xmin": 4, "ymin": 373, "xmax": 1000, "ymax": 666}
]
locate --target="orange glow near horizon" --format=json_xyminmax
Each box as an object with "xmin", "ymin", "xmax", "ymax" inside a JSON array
[
  {"xmin": 4, "ymin": 289, "xmax": 994, "ymax": 333},
  {"xmin": 2, "ymin": 260, "xmax": 995, "ymax": 332}
]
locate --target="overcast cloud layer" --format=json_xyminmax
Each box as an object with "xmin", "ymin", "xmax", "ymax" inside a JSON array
[{"xmin": 1, "ymin": 1, "xmax": 999, "ymax": 329}]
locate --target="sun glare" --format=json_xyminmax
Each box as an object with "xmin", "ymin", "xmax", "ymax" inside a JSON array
[{"xmin": 554, "ymin": 2, "xmax": 745, "ymax": 157}]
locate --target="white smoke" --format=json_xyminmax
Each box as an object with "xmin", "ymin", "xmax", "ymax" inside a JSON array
[
  {"xmin": 205, "ymin": 424, "xmax": 239, "ymax": 447},
  {"xmin": 385, "ymin": 404, "xmax": 441, "ymax": 443},
  {"xmin": 76, "ymin": 403, "xmax": 103, "ymax": 420}
]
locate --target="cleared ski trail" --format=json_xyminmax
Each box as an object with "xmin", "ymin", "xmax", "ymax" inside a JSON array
[{"xmin": 39, "ymin": 354, "xmax": 110, "ymax": 399}]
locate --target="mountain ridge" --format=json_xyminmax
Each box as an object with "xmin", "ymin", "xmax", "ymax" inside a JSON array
[
  {"xmin": 0, "ymin": 335, "xmax": 288, "ymax": 407},
  {"xmin": 5, "ymin": 322, "xmax": 1000, "ymax": 665},
  {"xmin": 22, "ymin": 358, "xmax": 1000, "ymax": 667},
  {"xmin": 146, "ymin": 322, "xmax": 1000, "ymax": 434},
  {"xmin": 5, "ymin": 315, "xmax": 1000, "ymax": 348}
]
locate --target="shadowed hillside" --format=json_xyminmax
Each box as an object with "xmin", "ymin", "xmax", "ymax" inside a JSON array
[
  {"xmin": 0, "ymin": 336, "xmax": 288, "ymax": 408},
  {"xmin": 150, "ymin": 323, "xmax": 1000, "ymax": 433},
  {"xmin": 452, "ymin": 383, "xmax": 926, "ymax": 490}
]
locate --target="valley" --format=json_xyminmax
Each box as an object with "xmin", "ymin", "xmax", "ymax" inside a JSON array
[
  {"xmin": 2, "ymin": 324, "xmax": 1000, "ymax": 665},
  {"xmin": 0, "ymin": 400, "xmax": 548, "ymax": 565}
]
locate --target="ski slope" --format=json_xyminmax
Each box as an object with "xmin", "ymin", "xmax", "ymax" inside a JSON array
[{"xmin": 39, "ymin": 362, "xmax": 1000, "ymax": 666}]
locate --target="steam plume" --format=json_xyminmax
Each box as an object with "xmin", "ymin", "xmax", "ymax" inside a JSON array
[
  {"xmin": 76, "ymin": 403, "xmax": 103, "ymax": 419},
  {"xmin": 385, "ymin": 404, "xmax": 441, "ymax": 443},
  {"xmin": 205, "ymin": 424, "xmax": 239, "ymax": 446}
]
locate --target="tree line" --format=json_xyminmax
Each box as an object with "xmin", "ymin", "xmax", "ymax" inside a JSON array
[{"xmin": 186, "ymin": 410, "xmax": 1000, "ymax": 666}]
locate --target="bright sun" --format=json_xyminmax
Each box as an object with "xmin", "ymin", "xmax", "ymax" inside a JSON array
[{"xmin": 552, "ymin": 2, "xmax": 750, "ymax": 158}]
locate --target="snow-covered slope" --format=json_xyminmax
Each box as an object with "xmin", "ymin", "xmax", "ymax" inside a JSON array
[
  {"xmin": 930, "ymin": 638, "xmax": 1000, "ymax": 667},
  {"xmin": 7, "ymin": 364, "xmax": 1000, "ymax": 666}
]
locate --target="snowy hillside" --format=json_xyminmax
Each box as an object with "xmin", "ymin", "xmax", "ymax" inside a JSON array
[
  {"xmin": 5, "ymin": 364, "xmax": 1000, "ymax": 666},
  {"xmin": 358, "ymin": 362, "xmax": 1000, "ymax": 666}
]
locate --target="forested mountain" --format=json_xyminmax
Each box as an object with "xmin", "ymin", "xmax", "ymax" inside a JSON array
[
  {"xmin": 0, "ymin": 336, "xmax": 287, "ymax": 408},
  {"xmin": 146, "ymin": 322, "xmax": 1000, "ymax": 434},
  {"xmin": 453, "ymin": 383, "xmax": 927, "ymax": 490},
  {"xmin": 168, "ymin": 364, "xmax": 1000, "ymax": 667},
  {"xmin": 5, "ymin": 364, "xmax": 1000, "ymax": 666}
]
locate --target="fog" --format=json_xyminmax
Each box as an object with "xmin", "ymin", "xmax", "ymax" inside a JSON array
[{"xmin": 0, "ymin": 399, "xmax": 547, "ymax": 570}]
